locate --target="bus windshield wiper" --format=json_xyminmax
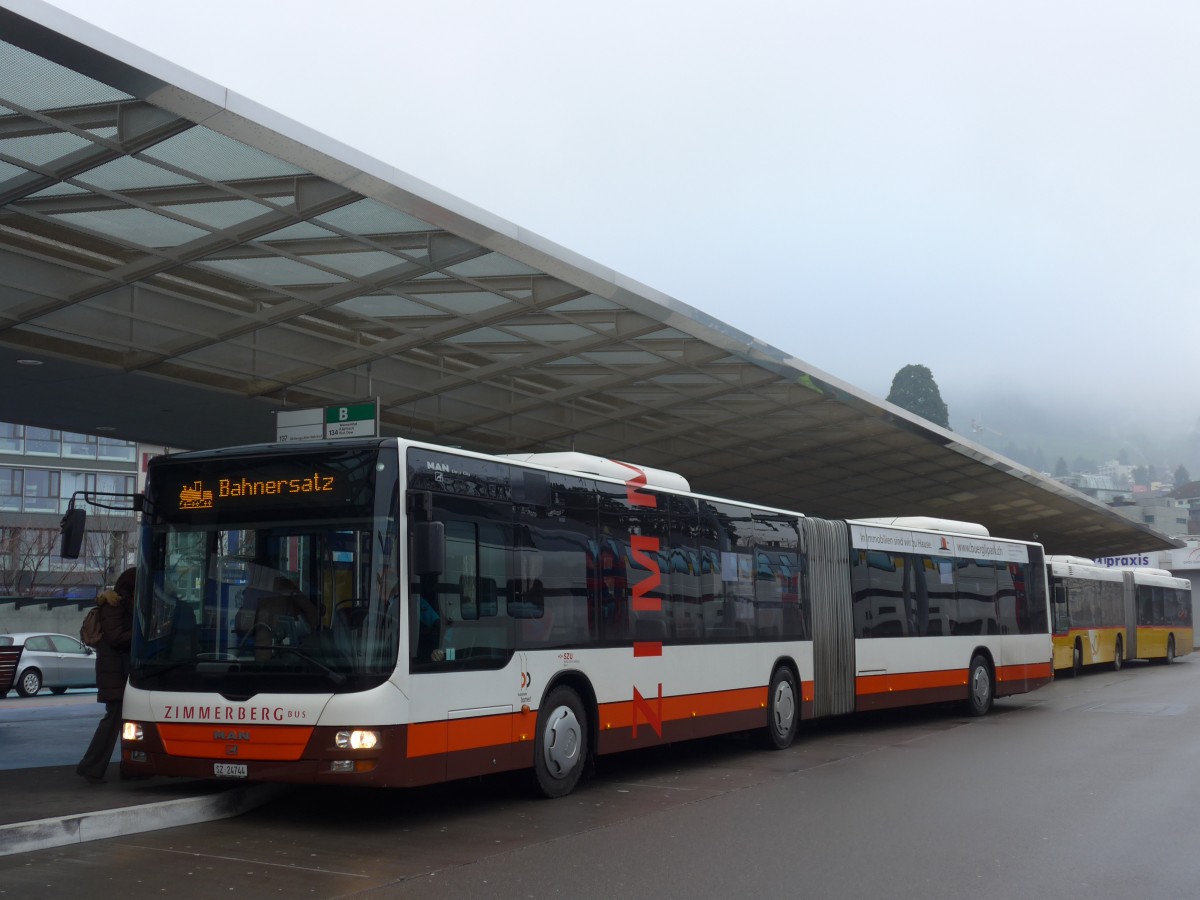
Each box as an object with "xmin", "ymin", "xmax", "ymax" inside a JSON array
[
  {"xmin": 273, "ymin": 645, "xmax": 348, "ymax": 685},
  {"xmin": 140, "ymin": 658, "xmax": 202, "ymax": 677}
]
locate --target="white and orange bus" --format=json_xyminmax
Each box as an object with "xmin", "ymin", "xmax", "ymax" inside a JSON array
[
  {"xmin": 84, "ymin": 438, "xmax": 1052, "ymax": 797},
  {"xmin": 1049, "ymin": 556, "xmax": 1192, "ymax": 675}
]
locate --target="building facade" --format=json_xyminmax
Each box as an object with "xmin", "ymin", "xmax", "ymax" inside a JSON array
[{"xmin": 0, "ymin": 422, "xmax": 140, "ymax": 597}]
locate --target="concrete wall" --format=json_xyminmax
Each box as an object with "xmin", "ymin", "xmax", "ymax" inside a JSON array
[{"xmin": 0, "ymin": 602, "xmax": 92, "ymax": 638}]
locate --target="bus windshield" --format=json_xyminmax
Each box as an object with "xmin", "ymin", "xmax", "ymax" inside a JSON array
[{"xmin": 131, "ymin": 444, "xmax": 400, "ymax": 695}]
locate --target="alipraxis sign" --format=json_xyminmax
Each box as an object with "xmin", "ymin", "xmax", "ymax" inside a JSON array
[{"xmin": 1095, "ymin": 538, "xmax": 1200, "ymax": 572}]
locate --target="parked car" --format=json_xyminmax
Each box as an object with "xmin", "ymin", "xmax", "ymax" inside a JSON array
[{"xmin": 0, "ymin": 632, "xmax": 96, "ymax": 698}]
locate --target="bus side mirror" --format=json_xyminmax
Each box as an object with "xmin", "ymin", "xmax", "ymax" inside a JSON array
[
  {"xmin": 413, "ymin": 521, "xmax": 445, "ymax": 577},
  {"xmin": 60, "ymin": 507, "xmax": 86, "ymax": 559}
]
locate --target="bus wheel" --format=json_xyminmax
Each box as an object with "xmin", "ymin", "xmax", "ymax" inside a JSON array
[
  {"xmin": 964, "ymin": 655, "xmax": 993, "ymax": 717},
  {"xmin": 1071, "ymin": 643, "xmax": 1082, "ymax": 678},
  {"xmin": 531, "ymin": 686, "xmax": 588, "ymax": 799},
  {"xmin": 1112, "ymin": 639, "xmax": 1123, "ymax": 672},
  {"xmin": 762, "ymin": 667, "xmax": 798, "ymax": 750},
  {"xmin": 1164, "ymin": 636, "xmax": 1176, "ymax": 665}
]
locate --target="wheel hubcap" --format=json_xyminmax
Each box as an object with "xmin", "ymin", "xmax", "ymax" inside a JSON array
[
  {"xmin": 773, "ymin": 680, "xmax": 795, "ymax": 736},
  {"xmin": 972, "ymin": 667, "xmax": 989, "ymax": 707},
  {"xmin": 542, "ymin": 705, "xmax": 582, "ymax": 779}
]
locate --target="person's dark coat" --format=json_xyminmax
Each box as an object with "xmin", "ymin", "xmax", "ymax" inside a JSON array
[{"xmin": 94, "ymin": 586, "xmax": 133, "ymax": 703}]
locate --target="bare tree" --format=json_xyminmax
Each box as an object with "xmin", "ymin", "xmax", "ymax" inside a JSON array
[
  {"xmin": 0, "ymin": 526, "xmax": 81, "ymax": 594},
  {"xmin": 81, "ymin": 507, "xmax": 137, "ymax": 587}
]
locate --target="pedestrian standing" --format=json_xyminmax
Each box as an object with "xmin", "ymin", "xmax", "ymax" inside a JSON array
[{"xmin": 76, "ymin": 566, "xmax": 135, "ymax": 784}]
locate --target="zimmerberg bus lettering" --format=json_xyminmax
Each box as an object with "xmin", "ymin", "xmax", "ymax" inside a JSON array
[
  {"xmin": 218, "ymin": 474, "xmax": 335, "ymax": 497},
  {"xmin": 619, "ymin": 463, "xmax": 664, "ymax": 739},
  {"xmin": 161, "ymin": 705, "xmax": 306, "ymax": 721}
]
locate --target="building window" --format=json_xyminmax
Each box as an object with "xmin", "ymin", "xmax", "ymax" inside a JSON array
[
  {"xmin": 57, "ymin": 473, "xmax": 137, "ymax": 513},
  {"xmin": 0, "ymin": 423, "xmax": 22, "ymax": 453},
  {"xmin": 24, "ymin": 427, "xmax": 61, "ymax": 457},
  {"xmin": 62, "ymin": 432, "xmax": 98, "ymax": 459},
  {"xmin": 0, "ymin": 467, "xmax": 21, "ymax": 511},
  {"xmin": 22, "ymin": 470, "xmax": 60, "ymax": 512},
  {"xmin": 97, "ymin": 436, "xmax": 136, "ymax": 462}
]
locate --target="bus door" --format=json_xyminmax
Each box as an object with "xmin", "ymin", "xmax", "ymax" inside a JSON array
[
  {"xmin": 803, "ymin": 518, "xmax": 855, "ymax": 717},
  {"xmin": 1121, "ymin": 570, "xmax": 1138, "ymax": 660}
]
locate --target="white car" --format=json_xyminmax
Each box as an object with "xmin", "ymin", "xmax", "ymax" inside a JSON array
[{"xmin": 0, "ymin": 632, "xmax": 96, "ymax": 698}]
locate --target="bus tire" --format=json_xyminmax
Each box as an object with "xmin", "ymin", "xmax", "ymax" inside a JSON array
[
  {"xmin": 964, "ymin": 655, "xmax": 993, "ymax": 717},
  {"xmin": 531, "ymin": 686, "xmax": 588, "ymax": 799},
  {"xmin": 1112, "ymin": 638, "xmax": 1123, "ymax": 672},
  {"xmin": 1164, "ymin": 636, "xmax": 1176, "ymax": 665},
  {"xmin": 762, "ymin": 666, "xmax": 798, "ymax": 750},
  {"xmin": 1071, "ymin": 642, "xmax": 1082, "ymax": 678}
]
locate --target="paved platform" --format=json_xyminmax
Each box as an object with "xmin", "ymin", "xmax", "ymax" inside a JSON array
[{"xmin": 0, "ymin": 763, "xmax": 285, "ymax": 856}]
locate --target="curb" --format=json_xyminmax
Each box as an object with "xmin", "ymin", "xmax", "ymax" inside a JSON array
[{"xmin": 0, "ymin": 783, "xmax": 287, "ymax": 857}]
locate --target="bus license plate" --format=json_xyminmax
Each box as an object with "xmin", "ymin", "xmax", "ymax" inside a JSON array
[{"xmin": 214, "ymin": 763, "xmax": 247, "ymax": 778}]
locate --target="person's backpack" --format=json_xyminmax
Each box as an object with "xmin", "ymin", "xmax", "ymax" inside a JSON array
[{"xmin": 80, "ymin": 606, "xmax": 103, "ymax": 648}]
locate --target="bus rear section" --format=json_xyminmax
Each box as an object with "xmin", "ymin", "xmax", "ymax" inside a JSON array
[
  {"xmin": 829, "ymin": 520, "xmax": 1051, "ymax": 717},
  {"xmin": 1129, "ymin": 568, "xmax": 1193, "ymax": 664}
]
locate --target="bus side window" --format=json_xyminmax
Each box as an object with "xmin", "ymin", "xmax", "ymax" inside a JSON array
[{"xmin": 478, "ymin": 577, "xmax": 497, "ymax": 617}]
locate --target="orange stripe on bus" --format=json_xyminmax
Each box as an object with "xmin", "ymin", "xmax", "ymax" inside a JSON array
[
  {"xmin": 403, "ymin": 662, "xmax": 1055, "ymax": 760},
  {"xmin": 406, "ymin": 686, "xmax": 769, "ymax": 758},
  {"xmin": 998, "ymin": 662, "xmax": 1052, "ymax": 682},
  {"xmin": 598, "ymin": 686, "xmax": 766, "ymax": 732},
  {"xmin": 856, "ymin": 670, "xmax": 962, "ymax": 696},
  {"xmin": 856, "ymin": 662, "xmax": 1052, "ymax": 697},
  {"xmin": 633, "ymin": 641, "xmax": 663, "ymax": 657},
  {"xmin": 408, "ymin": 710, "xmax": 534, "ymax": 759}
]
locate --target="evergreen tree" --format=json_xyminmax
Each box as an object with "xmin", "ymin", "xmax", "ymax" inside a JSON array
[
  {"xmin": 1175, "ymin": 464, "xmax": 1192, "ymax": 486},
  {"xmin": 886, "ymin": 364, "xmax": 950, "ymax": 429},
  {"xmin": 1054, "ymin": 457, "xmax": 1069, "ymax": 477},
  {"xmin": 1072, "ymin": 456, "xmax": 1097, "ymax": 474}
]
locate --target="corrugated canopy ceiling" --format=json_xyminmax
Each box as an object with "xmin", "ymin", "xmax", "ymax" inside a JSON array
[{"xmin": 0, "ymin": 0, "xmax": 1181, "ymax": 556}]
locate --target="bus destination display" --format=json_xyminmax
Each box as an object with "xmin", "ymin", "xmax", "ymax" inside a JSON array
[{"xmin": 177, "ymin": 473, "xmax": 337, "ymax": 510}]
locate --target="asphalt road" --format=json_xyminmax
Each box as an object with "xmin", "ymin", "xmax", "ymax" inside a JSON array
[
  {"xmin": 2, "ymin": 660, "xmax": 1198, "ymax": 900},
  {"xmin": 0, "ymin": 688, "xmax": 109, "ymax": 771}
]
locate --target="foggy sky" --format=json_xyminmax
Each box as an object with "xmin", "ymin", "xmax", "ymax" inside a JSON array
[{"xmin": 38, "ymin": 0, "xmax": 1200, "ymax": 431}]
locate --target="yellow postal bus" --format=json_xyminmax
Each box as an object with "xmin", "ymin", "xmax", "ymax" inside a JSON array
[{"xmin": 1049, "ymin": 556, "xmax": 1192, "ymax": 675}]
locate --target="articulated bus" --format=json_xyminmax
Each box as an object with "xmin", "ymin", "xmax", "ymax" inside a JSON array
[
  {"xmin": 1049, "ymin": 556, "xmax": 1193, "ymax": 675},
  {"xmin": 107, "ymin": 438, "xmax": 1052, "ymax": 797}
]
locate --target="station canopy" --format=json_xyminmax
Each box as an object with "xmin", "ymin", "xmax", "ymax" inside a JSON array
[{"xmin": 0, "ymin": 1, "xmax": 1180, "ymax": 557}]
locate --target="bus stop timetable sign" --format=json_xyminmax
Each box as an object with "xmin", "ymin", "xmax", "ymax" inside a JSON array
[
  {"xmin": 325, "ymin": 402, "xmax": 377, "ymax": 438},
  {"xmin": 276, "ymin": 402, "xmax": 378, "ymax": 442}
]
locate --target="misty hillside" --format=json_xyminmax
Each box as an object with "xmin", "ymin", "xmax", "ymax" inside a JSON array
[{"xmin": 940, "ymin": 387, "xmax": 1200, "ymax": 478}]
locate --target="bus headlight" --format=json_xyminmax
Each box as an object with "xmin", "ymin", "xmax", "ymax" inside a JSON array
[
  {"xmin": 122, "ymin": 722, "xmax": 144, "ymax": 741},
  {"xmin": 335, "ymin": 729, "xmax": 379, "ymax": 750}
]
